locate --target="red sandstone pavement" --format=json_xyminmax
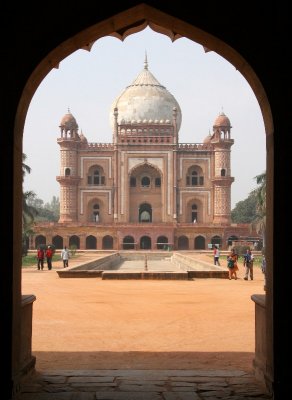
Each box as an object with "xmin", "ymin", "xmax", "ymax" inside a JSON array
[{"xmin": 22, "ymin": 253, "xmax": 265, "ymax": 373}]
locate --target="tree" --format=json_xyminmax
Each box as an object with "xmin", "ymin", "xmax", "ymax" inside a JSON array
[
  {"xmin": 22, "ymin": 154, "xmax": 38, "ymax": 254},
  {"xmin": 28, "ymin": 195, "xmax": 60, "ymax": 222},
  {"xmin": 231, "ymin": 192, "xmax": 257, "ymax": 223}
]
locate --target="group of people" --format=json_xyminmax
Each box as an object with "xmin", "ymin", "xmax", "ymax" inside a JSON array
[
  {"xmin": 37, "ymin": 246, "xmax": 70, "ymax": 270},
  {"xmin": 37, "ymin": 246, "xmax": 54, "ymax": 270},
  {"xmin": 213, "ymin": 245, "xmax": 266, "ymax": 284},
  {"xmin": 226, "ymin": 248, "xmax": 255, "ymax": 280}
]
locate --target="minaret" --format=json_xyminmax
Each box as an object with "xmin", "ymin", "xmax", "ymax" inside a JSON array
[
  {"xmin": 56, "ymin": 109, "xmax": 80, "ymax": 222},
  {"xmin": 211, "ymin": 111, "xmax": 234, "ymax": 224}
]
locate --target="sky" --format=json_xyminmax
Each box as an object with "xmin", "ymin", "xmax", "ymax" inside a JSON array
[{"xmin": 23, "ymin": 27, "xmax": 266, "ymax": 209}]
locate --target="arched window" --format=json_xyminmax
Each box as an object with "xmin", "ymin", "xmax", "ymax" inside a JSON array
[
  {"xmin": 139, "ymin": 203, "xmax": 152, "ymax": 222},
  {"xmin": 186, "ymin": 166, "xmax": 204, "ymax": 186},
  {"xmin": 221, "ymin": 169, "xmax": 226, "ymax": 176},
  {"xmin": 92, "ymin": 203, "xmax": 100, "ymax": 222},
  {"xmin": 65, "ymin": 168, "xmax": 71, "ymax": 176},
  {"xmin": 87, "ymin": 166, "xmax": 105, "ymax": 185},
  {"xmin": 141, "ymin": 176, "xmax": 150, "ymax": 187},
  {"xmin": 155, "ymin": 177, "xmax": 161, "ymax": 187},
  {"xmin": 191, "ymin": 203, "xmax": 198, "ymax": 223}
]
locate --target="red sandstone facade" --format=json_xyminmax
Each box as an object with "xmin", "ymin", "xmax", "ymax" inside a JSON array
[{"xmin": 32, "ymin": 59, "xmax": 254, "ymax": 250}]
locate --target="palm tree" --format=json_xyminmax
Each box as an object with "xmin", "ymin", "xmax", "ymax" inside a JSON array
[
  {"xmin": 253, "ymin": 172, "xmax": 266, "ymax": 249},
  {"xmin": 22, "ymin": 154, "xmax": 38, "ymax": 254},
  {"xmin": 22, "ymin": 153, "xmax": 31, "ymax": 181}
]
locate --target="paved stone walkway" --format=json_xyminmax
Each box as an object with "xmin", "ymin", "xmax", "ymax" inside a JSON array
[{"xmin": 20, "ymin": 369, "xmax": 271, "ymax": 399}]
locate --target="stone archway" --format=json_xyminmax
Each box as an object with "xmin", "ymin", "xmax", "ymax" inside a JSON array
[{"xmin": 11, "ymin": 4, "xmax": 274, "ymax": 397}]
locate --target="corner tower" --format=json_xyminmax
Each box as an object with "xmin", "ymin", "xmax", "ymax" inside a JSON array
[
  {"xmin": 56, "ymin": 110, "xmax": 80, "ymax": 222},
  {"xmin": 211, "ymin": 112, "xmax": 234, "ymax": 224}
]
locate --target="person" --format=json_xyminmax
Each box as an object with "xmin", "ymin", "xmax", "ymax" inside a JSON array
[
  {"xmin": 45, "ymin": 246, "xmax": 54, "ymax": 270},
  {"xmin": 37, "ymin": 247, "xmax": 45, "ymax": 270},
  {"xmin": 243, "ymin": 249, "xmax": 254, "ymax": 280},
  {"xmin": 226, "ymin": 248, "xmax": 238, "ymax": 280},
  {"xmin": 213, "ymin": 245, "xmax": 220, "ymax": 266},
  {"xmin": 261, "ymin": 255, "xmax": 266, "ymax": 291},
  {"xmin": 61, "ymin": 246, "xmax": 70, "ymax": 268}
]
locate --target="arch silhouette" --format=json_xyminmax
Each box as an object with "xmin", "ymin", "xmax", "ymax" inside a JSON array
[{"xmin": 8, "ymin": 4, "xmax": 276, "ymax": 397}]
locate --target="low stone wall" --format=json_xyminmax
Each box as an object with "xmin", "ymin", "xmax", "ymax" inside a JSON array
[
  {"xmin": 102, "ymin": 271, "xmax": 188, "ymax": 280},
  {"xmin": 21, "ymin": 295, "xmax": 36, "ymax": 375},
  {"xmin": 251, "ymin": 294, "xmax": 270, "ymax": 390}
]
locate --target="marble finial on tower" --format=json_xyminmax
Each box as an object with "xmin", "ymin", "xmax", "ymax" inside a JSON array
[{"xmin": 144, "ymin": 51, "xmax": 148, "ymax": 70}]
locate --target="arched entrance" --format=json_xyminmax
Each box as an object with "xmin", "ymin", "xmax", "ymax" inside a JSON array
[
  {"xmin": 102, "ymin": 235, "xmax": 113, "ymax": 249},
  {"xmin": 139, "ymin": 203, "xmax": 152, "ymax": 222},
  {"xmin": 157, "ymin": 235, "xmax": 168, "ymax": 250},
  {"xmin": 140, "ymin": 236, "xmax": 151, "ymax": 249},
  {"xmin": 195, "ymin": 235, "xmax": 205, "ymax": 250},
  {"xmin": 9, "ymin": 4, "xmax": 276, "ymax": 398},
  {"xmin": 178, "ymin": 235, "xmax": 189, "ymax": 250},
  {"xmin": 69, "ymin": 235, "xmax": 80, "ymax": 249},
  {"xmin": 123, "ymin": 235, "xmax": 135, "ymax": 250},
  {"xmin": 35, "ymin": 235, "xmax": 46, "ymax": 248},
  {"xmin": 86, "ymin": 235, "xmax": 96, "ymax": 249},
  {"xmin": 52, "ymin": 235, "xmax": 63, "ymax": 249}
]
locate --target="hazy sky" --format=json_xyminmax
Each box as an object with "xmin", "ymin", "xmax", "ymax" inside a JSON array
[{"xmin": 23, "ymin": 27, "xmax": 266, "ymax": 208}]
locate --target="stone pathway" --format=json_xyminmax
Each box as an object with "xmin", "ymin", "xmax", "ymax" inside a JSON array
[{"xmin": 20, "ymin": 369, "xmax": 271, "ymax": 399}]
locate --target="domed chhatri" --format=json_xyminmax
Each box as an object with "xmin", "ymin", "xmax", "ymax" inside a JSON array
[
  {"xmin": 110, "ymin": 55, "xmax": 182, "ymax": 131},
  {"xmin": 213, "ymin": 111, "xmax": 231, "ymax": 128},
  {"xmin": 60, "ymin": 109, "xmax": 78, "ymax": 130}
]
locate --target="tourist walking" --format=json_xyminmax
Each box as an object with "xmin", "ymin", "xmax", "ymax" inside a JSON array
[
  {"xmin": 45, "ymin": 246, "xmax": 54, "ymax": 270},
  {"xmin": 37, "ymin": 247, "xmax": 45, "ymax": 270},
  {"xmin": 227, "ymin": 248, "xmax": 239, "ymax": 280},
  {"xmin": 243, "ymin": 249, "xmax": 254, "ymax": 280},
  {"xmin": 61, "ymin": 246, "xmax": 70, "ymax": 268},
  {"xmin": 213, "ymin": 245, "xmax": 220, "ymax": 266}
]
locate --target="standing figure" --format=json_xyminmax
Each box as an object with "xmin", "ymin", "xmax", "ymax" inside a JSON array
[
  {"xmin": 227, "ymin": 248, "xmax": 239, "ymax": 280},
  {"xmin": 45, "ymin": 246, "xmax": 54, "ymax": 270},
  {"xmin": 213, "ymin": 245, "xmax": 220, "ymax": 266},
  {"xmin": 243, "ymin": 249, "xmax": 254, "ymax": 280},
  {"xmin": 61, "ymin": 246, "xmax": 70, "ymax": 268},
  {"xmin": 37, "ymin": 247, "xmax": 44, "ymax": 270}
]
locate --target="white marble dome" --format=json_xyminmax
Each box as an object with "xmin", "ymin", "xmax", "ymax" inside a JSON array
[{"xmin": 110, "ymin": 58, "xmax": 182, "ymax": 132}]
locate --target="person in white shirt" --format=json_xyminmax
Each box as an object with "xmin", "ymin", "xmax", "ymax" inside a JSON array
[
  {"xmin": 61, "ymin": 246, "xmax": 70, "ymax": 268},
  {"xmin": 213, "ymin": 245, "xmax": 220, "ymax": 266}
]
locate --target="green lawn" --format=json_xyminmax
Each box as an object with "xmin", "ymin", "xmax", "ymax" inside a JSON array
[{"xmin": 22, "ymin": 254, "xmax": 60, "ymax": 267}]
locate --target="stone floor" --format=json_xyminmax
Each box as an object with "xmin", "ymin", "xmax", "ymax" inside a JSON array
[{"xmin": 20, "ymin": 369, "xmax": 271, "ymax": 399}]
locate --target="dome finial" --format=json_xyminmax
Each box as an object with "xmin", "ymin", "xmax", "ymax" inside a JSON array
[
  {"xmin": 144, "ymin": 51, "xmax": 148, "ymax": 70},
  {"xmin": 68, "ymin": 107, "xmax": 70, "ymax": 113},
  {"xmin": 220, "ymin": 106, "xmax": 224, "ymax": 115}
]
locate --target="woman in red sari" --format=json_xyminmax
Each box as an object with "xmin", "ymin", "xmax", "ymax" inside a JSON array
[{"xmin": 227, "ymin": 248, "xmax": 239, "ymax": 280}]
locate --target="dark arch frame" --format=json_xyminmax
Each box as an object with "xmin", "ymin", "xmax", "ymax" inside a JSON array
[{"xmin": 6, "ymin": 4, "xmax": 278, "ymax": 398}]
